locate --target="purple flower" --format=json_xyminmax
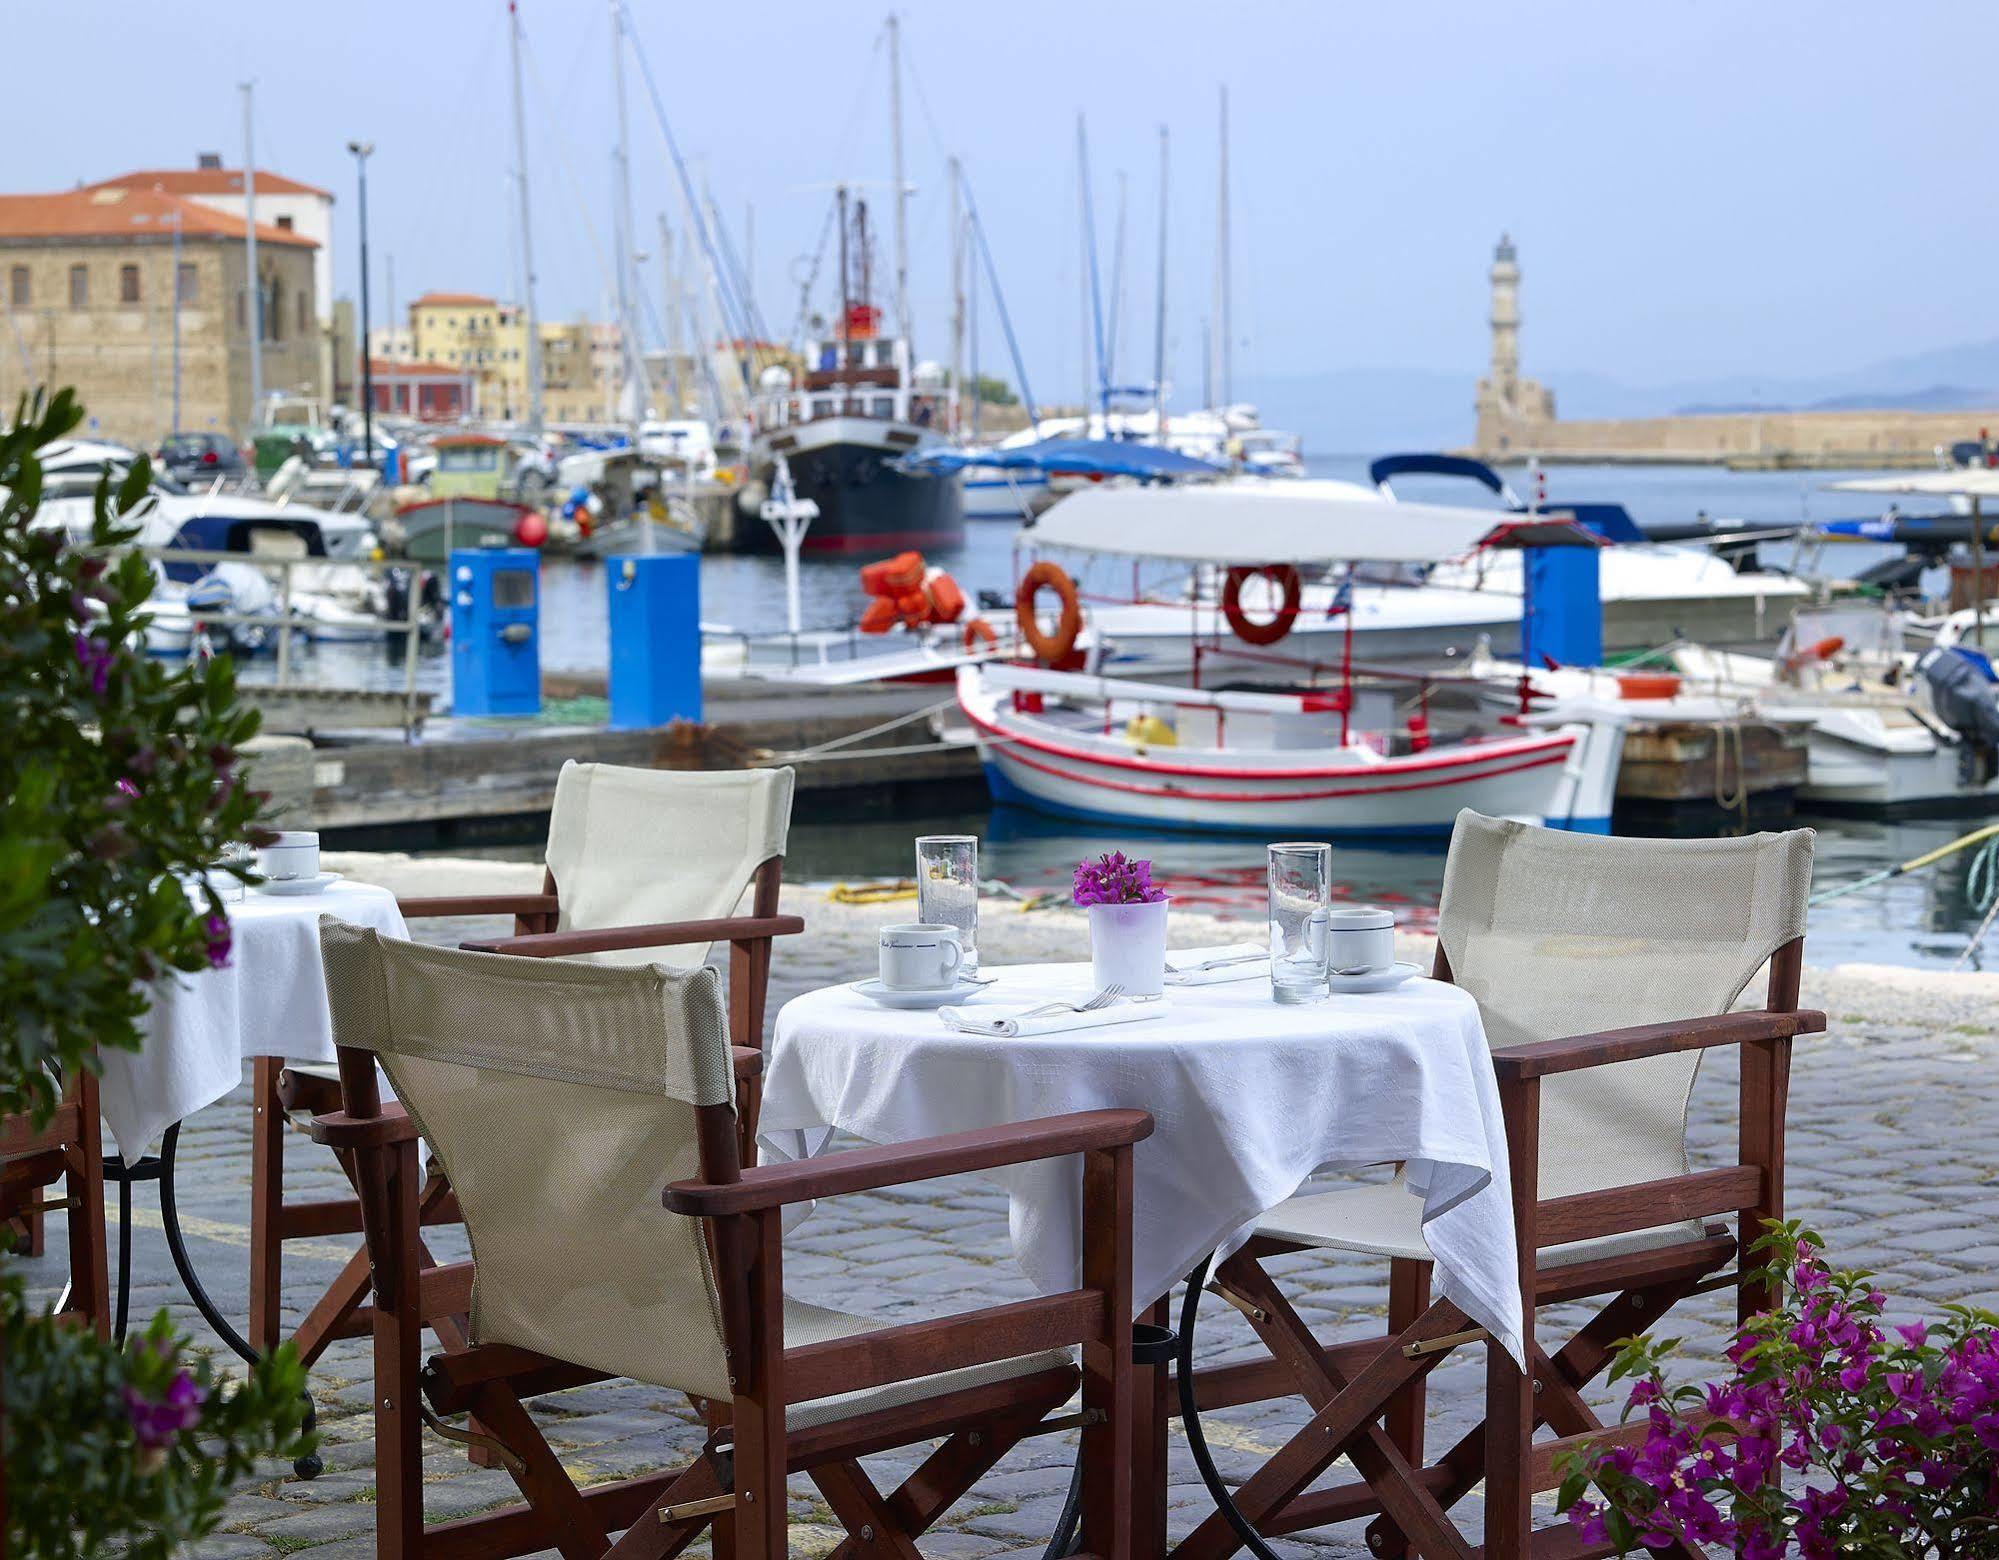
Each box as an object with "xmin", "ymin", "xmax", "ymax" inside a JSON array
[
  {"xmin": 204, "ymin": 912, "xmax": 232, "ymax": 969},
  {"xmin": 123, "ymin": 1368, "xmax": 206, "ymax": 1450},
  {"xmin": 1071, "ymin": 851, "xmax": 1167, "ymax": 907},
  {"xmin": 73, "ymin": 631, "xmax": 115, "ymax": 696},
  {"xmin": 1897, "ymin": 1321, "xmax": 1930, "ymax": 1349}
]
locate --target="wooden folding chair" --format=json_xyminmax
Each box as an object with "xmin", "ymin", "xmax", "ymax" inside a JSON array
[
  {"xmin": 1, "ymin": 1070, "xmax": 110, "ymax": 1338},
  {"xmin": 249, "ymin": 761, "xmax": 803, "ymax": 1361},
  {"xmin": 309, "ymin": 920, "xmax": 1146, "ymax": 1560},
  {"xmin": 1171, "ymin": 812, "xmax": 1824, "ymax": 1560}
]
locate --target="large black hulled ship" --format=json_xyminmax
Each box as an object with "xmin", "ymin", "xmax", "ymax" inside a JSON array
[{"xmin": 741, "ymin": 193, "xmax": 963, "ymax": 556}]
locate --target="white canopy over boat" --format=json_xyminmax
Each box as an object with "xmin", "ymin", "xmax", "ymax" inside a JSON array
[
  {"xmin": 1823, "ymin": 471, "xmax": 1999, "ymax": 499},
  {"xmin": 1026, "ymin": 480, "xmax": 1596, "ymax": 566}
]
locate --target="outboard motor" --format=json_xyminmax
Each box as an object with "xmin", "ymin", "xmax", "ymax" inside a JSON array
[{"xmin": 1917, "ymin": 645, "xmax": 1999, "ymax": 786}]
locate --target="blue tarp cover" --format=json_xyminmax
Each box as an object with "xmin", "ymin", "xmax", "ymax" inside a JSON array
[{"xmin": 898, "ymin": 437, "xmax": 1225, "ymax": 481}]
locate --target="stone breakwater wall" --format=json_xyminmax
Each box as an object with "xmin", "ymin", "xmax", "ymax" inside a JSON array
[{"xmin": 1468, "ymin": 405, "xmax": 1999, "ymax": 468}]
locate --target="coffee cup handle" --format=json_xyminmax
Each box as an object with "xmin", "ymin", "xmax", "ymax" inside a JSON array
[{"xmin": 940, "ymin": 940, "xmax": 964, "ymax": 979}]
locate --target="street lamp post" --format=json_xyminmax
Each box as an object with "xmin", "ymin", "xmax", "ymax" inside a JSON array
[{"xmin": 347, "ymin": 139, "xmax": 376, "ymax": 469}]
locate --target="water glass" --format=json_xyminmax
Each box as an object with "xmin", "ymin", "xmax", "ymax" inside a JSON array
[
  {"xmin": 1268, "ymin": 842, "xmax": 1332, "ymax": 1004},
  {"xmin": 916, "ymin": 834, "xmax": 980, "ymax": 975}
]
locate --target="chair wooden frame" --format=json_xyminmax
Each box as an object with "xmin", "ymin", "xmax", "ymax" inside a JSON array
[
  {"xmin": 247, "ymin": 855, "xmax": 800, "ymax": 1361},
  {"xmin": 311, "ymin": 1038, "xmax": 1148, "ymax": 1560},
  {"xmin": 1, "ymin": 1070, "xmax": 110, "ymax": 1339},
  {"xmin": 1166, "ymin": 937, "xmax": 1824, "ymax": 1560}
]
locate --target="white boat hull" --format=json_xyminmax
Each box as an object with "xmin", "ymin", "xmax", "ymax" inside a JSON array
[{"xmin": 958, "ymin": 665, "xmax": 1625, "ymax": 837}]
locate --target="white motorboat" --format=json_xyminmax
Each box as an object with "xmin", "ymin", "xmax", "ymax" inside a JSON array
[{"xmin": 958, "ymin": 661, "xmax": 1627, "ymax": 837}]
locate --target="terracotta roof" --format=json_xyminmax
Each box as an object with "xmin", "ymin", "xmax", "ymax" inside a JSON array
[
  {"xmin": 84, "ymin": 167, "xmax": 334, "ymax": 201},
  {"xmin": 367, "ymin": 358, "xmax": 471, "ymax": 378},
  {"xmin": 432, "ymin": 433, "xmax": 507, "ymax": 447},
  {"xmin": 411, "ymin": 291, "xmax": 497, "ymax": 308},
  {"xmin": 0, "ymin": 187, "xmax": 316, "ymax": 248}
]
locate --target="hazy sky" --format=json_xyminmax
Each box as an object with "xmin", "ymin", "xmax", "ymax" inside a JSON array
[{"xmin": 7, "ymin": 1, "xmax": 1995, "ymax": 403}]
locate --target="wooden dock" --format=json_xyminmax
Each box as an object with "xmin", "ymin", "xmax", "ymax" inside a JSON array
[{"xmin": 310, "ymin": 681, "xmax": 984, "ymax": 848}]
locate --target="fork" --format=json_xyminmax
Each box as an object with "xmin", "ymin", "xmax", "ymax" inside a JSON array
[{"xmin": 952, "ymin": 984, "xmax": 1124, "ymax": 1036}]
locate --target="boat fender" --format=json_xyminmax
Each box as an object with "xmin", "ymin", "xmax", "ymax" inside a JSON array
[
  {"xmin": 859, "ymin": 597, "xmax": 900, "ymax": 635},
  {"xmin": 962, "ymin": 616, "xmax": 999, "ymax": 652},
  {"xmin": 1016, "ymin": 561, "xmax": 1083, "ymax": 664},
  {"xmin": 924, "ymin": 570, "xmax": 967, "ymax": 623},
  {"xmin": 1222, "ymin": 564, "xmax": 1302, "ymax": 646},
  {"xmin": 1125, "ymin": 711, "xmax": 1177, "ymax": 748},
  {"xmin": 1406, "ymin": 711, "xmax": 1432, "ymax": 753},
  {"xmin": 513, "ymin": 510, "xmax": 548, "ymax": 548}
]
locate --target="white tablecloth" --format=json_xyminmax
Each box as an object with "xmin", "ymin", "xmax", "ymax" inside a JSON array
[
  {"xmin": 762, "ymin": 960, "xmax": 1524, "ymax": 1365},
  {"xmin": 98, "ymin": 882, "xmax": 408, "ymax": 1162}
]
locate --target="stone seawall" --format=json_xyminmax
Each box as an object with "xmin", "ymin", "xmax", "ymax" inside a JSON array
[{"xmin": 1468, "ymin": 405, "xmax": 1999, "ymax": 468}]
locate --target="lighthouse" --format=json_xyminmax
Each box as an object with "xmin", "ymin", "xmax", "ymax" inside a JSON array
[{"xmin": 1473, "ymin": 233, "xmax": 1554, "ymax": 456}]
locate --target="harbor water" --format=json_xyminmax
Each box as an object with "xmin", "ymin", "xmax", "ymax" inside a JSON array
[{"xmin": 259, "ymin": 459, "xmax": 1992, "ymax": 969}]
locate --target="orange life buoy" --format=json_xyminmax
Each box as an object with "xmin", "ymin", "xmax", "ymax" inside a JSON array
[
  {"xmin": 924, "ymin": 570, "xmax": 967, "ymax": 624},
  {"xmin": 858, "ymin": 596, "xmax": 900, "ymax": 634},
  {"xmin": 1222, "ymin": 565, "xmax": 1302, "ymax": 647},
  {"xmin": 962, "ymin": 616, "xmax": 999, "ymax": 652},
  {"xmin": 1016, "ymin": 561, "xmax": 1083, "ymax": 665}
]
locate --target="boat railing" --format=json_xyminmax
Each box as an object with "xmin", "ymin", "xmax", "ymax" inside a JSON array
[{"xmin": 104, "ymin": 545, "xmax": 430, "ymax": 738}]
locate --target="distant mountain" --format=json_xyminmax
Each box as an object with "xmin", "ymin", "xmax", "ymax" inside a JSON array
[{"xmin": 1242, "ymin": 338, "xmax": 1999, "ymax": 454}]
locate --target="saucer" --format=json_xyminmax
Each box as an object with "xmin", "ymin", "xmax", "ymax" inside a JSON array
[
  {"xmin": 256, "ymin": 872, "xmax": 343, "ymax": 897},
  {"xmin": 851, "ymin": 976, "xmax": 986, "ymax": 1010},
  {"xmin": 1328, "ymin": 960, "xmax": 1423, "ymax": 994}
]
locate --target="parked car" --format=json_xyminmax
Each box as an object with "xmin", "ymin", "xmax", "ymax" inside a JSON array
[{"xmin": 155, "ymin": 432, "xmax": 249, "ymax": 485}]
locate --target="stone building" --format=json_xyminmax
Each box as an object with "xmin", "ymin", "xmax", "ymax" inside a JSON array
[
  {"xmin": 0, "ymin": 185, "xmax": 318, "ymax": 445},
  {"xmin": 1471, "ymin": 233, "xmax": 1556, "ymax": 456},
  {"xmin": 81, "ymin": 157, "xmax": 336, "ymax": 401}
]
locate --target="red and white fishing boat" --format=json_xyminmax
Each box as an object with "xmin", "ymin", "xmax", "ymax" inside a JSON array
[{"xmin": 957, "ymin": 663, "xmax": 1626, "ymax": 837}]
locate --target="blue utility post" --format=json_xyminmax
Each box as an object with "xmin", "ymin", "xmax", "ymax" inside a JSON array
[
  {"xmin": 607, "ymin": 553, "xmax": 702, "ymax": 730},
  {"xmin": 449, "ymin": 548, "xmax": 542, "ymax": 716},
  {"xmin": 1521, "ymin": 541, "xmax": 1604, "ymax": 669}
]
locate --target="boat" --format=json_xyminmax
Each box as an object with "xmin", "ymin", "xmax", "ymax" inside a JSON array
[
  {"xmin": 960, "ymin": 485, "xmax": 1629, "ymax": 836},
  {"xmin": 744, "ymin": 194, "xmax": 961, "ymax": 555},
  {"xmin": 958, "ymin": 662, "xmax": 1626, "ymax": 837},
  {"xmin": 563, "ymin": 446, "xmax": 705, "ymax": 557},
  {"xmin": 389, "ymin": 434, "xmax": 540, "ymax": 563}
]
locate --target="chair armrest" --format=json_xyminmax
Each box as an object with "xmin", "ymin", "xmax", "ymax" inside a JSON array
[
  {"xmin": 1491, "ymin": 1008, "xmax": 1826, "ymax": 1082},
  {"xmin": 664, "ymin": 1108, "xmax": 1153, "ymax": 1216},
  {"xmin": 396, "ymin": 893, "xmax": 561, "ymax": 921},
  {"xmin": 458, "ymin": 913, "xmax": 805, "ymax": 959},
  {"xmin": 731, "ymin": 1046, "xmax": 764, "ymax": 1080},
  {"xmin": 307, "ymin": 1101, "xmax": 421, "ymax": 1150}
]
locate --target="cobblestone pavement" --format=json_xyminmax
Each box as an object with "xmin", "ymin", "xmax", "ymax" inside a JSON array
[{"xmin": 18, "ymin": 863, "xmax": 1999, "ymax": 1558}]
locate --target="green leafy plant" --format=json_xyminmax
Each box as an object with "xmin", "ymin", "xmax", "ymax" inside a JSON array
[{"xmin": 1, "ymin": 387, "xmax": 312, "ymax": 1555}]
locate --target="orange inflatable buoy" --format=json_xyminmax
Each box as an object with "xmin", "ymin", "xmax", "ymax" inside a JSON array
[
  {"xmin": 1615, "ymin": 671, "xmax": 1683, "ymax": 701},
  {"xmin": 924, "ymin": 570, "xmax": 967, "ymax": 624},
  {"xmin": 1222, "ymin": 564, "xmax": 1302, "ymax": 647},
  {"xmin": 858, "ymin": 596, "xmax": 899, "ymax": 634},
  {"xmin": 1782, "ymin": 634, "xmax": 1845, "ymax": 673},
  {"xmin": 962, "ymin": 616, "xmax": 999, "ymax": 652},
  {"xmin": 1016, "ymin": 561, "xmax": 1083, "ymax": 665}
]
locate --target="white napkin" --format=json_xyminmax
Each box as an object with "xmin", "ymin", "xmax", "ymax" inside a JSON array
[
  {"xmin": 1165, "ymin": 942, "xmax": 1270, "ymax": 986},
  {"xmin": 938, "ymin": 998, "xmax": 1170, "ymax": 1038}
]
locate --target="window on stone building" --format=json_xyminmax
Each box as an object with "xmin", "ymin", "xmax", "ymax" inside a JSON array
[
  {"xmin": 119, "ymin": 264, "xmax": 140, "ymax": 304},
  {"xmin": 69, "ymin": 264, "xmax": 87, "ymax": 309},
  {"xmin": 275, "ymin": 215, "xmax": 294, "ymax": 232},
  {"xmin": 8, "ymin": 267, "xmax": 26, "ymax": 307},
  {"xmin": 176, "ymin": 262, "xmax": 196, "ymax": 304}
]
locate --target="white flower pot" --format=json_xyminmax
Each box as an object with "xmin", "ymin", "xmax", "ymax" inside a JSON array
[{"xmin": 1087, "ymin": 897, "xmax": 1170, "ymax": 998}]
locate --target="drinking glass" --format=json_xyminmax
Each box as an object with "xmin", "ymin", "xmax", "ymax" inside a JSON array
[
  {"xmin": 916, "ymin": 835, "xmax": 980, "ymax": 976},
  {"xmin": 1268, "ymin": 842, "xmax": 1332, "ymax": 1004}
]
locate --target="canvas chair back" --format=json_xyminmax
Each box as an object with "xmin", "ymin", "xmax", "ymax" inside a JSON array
[
  {"xmin": 544, "ymin": 761, "xmax": 795, "ymax": 968},
  {"xmin": 1437, "ymin": 811, "xmax": 1812, "ymax": 1219},
  {"xmin": 318, "ymin": 920, "xmax": 738, "ymax": 1399}
]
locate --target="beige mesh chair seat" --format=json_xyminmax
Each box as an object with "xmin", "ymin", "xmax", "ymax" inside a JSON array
[
  {"xmin": 247, "ymin": 761, "xmax": 803, "ymax": 1365},
  {"xmin": 1170, "ymin": 812, "xmax": 1825, "ymax": 1560},
  {"xmin": 1256, "ymin": 1175, "xmax": 1695, "ymax": 1272},
  {"xmin": 312, "ymin": 921, "xmax": 1147, "ymax": 1560}
]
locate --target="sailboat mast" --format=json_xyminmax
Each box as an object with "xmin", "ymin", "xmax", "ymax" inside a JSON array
[
  {"xmin": 1107, "ymin": 169, "xmax": 1126, "ymax": 398},
  {"xmin": 241, "ymin": 82, "xmax": 261, "ymax": 427},
  {"xmin": 886, "ymin": 12, "xmax": 912, "ymax": 355},
  {"xmin": 948, "ymin": 155, "xmax": 965, "ymax": 439},
  {"xmin": 509, "ymin": 0, "xmax": 543, "ymax": 435},
  {"xmin": 608, "ymin": 0, "xmax": 645, "ymax": 428},
  {"xmin": 1216, "ymin": 84, "xmax": 1232, "ymax": 409},
  {"xmin": 1076, "ymin": 114, "xmax": 1091, "ymax": 427},
  {"xmin": 1152, "ymin": 125, "xmax": 1169, "ymax": 438}
]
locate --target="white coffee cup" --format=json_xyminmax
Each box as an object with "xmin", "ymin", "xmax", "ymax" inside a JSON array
[
  {"xmin": 879, "ymin": 923, "xmax": 965, "ymax": 991},
  {"xmin": 258, "ymin": 830, "xmax": 320, "ymax": 884},
  {"xmin": 1326, "ymin": 906, "xmax": 1395, "ymax": 974}
]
